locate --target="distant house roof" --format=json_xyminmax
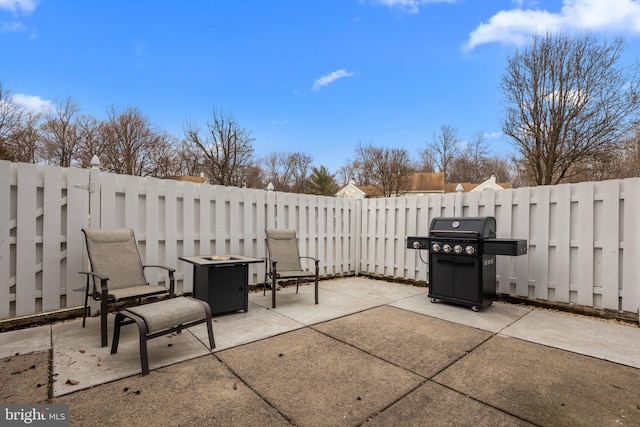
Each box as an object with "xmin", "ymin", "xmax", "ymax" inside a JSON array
[
  {"xmin": 165, "ymin": 175, "xmax": 207, "ymax": 183},
  {"xmin": 401, "ymin": 172, "xmax": 445, "ymax": 195},
  {"xmin": 445, "ymin": 175, "xmax": 512, "ymax": 193},
  {"xmin": 336, "ymin": 173, "xmax": 512, "ymax": 198},
  {"xmin": 336, "ymin": 180, "xmax": 368, "ymax": 199}
]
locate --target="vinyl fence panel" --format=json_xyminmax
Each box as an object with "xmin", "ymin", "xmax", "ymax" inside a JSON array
[{"xmin": 1, "ymin": 160, "xmax": 639, "ymax": 322}]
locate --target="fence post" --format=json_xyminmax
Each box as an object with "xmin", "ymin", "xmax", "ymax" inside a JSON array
[
  {"xmin": 89, "ymin": 155, "xmax": 101, "ymax": 228},
  {"xmin": 454, "ymin": 184, "xmax": 463, "ymax": 216},
  {"xmin": 354, "ymin": 198, "xmax": 362, "ymax": 276}
]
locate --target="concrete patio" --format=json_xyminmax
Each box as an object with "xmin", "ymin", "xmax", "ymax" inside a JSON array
[{"xmin": 1, "ymin": 277, "xmax": 639, "ymax": 426}]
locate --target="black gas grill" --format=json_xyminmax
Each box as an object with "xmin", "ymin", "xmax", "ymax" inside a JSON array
[{"xmin": 407, "ymin": 216, "xmax": 527, "ymax": 311}]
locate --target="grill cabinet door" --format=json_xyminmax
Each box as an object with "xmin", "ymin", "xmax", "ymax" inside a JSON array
[{"xmin": 428, "ymin": 252, "xmax": 496, "ymax": 309}]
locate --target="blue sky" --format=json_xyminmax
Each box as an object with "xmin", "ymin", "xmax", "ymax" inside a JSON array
[{"xmin": 3, "ymin": 0, "xmax": 640, "ymax": 175}]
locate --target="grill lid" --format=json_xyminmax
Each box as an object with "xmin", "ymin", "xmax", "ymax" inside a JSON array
[{"xmin": 429, "ymin": 217, "xmax": 496, "ymax": 239}]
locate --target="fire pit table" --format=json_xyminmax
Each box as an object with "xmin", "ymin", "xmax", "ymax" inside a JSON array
[{"xmin": 179, "ymin": 255, "xmax": 264, "ymax": 315}]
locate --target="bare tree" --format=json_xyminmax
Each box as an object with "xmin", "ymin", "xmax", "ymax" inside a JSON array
[
  {"xmin": 615, "ymin": 128, "xmax": 640, "ymax": 178},
  {"xmin": 501, "ymin": 32, "xmax": 640, "ymax": 185},
  {"xmin": 263, "ymin": 152, "xmax": 295, "ymax": 191},
  {"xmin": 99, "ymin": 105, "xmax": 170, "ymax": 176},
  {"xmin": 421, "ymin": 125, "xmax": 461, "ymax": 180},
  {"xmin": 0, "ymin": 82, "xmax": 25, "ymax": 160},
  {"xmin": 145, "ymin": 133, "xmax": 182, "ymax": 178},
  {"xmin": 483, "ymin": 154, "xmax": 515, "ymax": 184},
  {"xmin": 448, "ymin": 131, "xmax": 490, "ymax": 182},
  {"xmin": 261, "ymin": 151, "xmax": 313, "ymax": 192},
  {"xmin": 184, "ymin": 109, "xmax": 255, "ymax": 187},
  {"xmin": 40, "ymin": 97, "xmax": 85, "ymax": 167},
  {"xmin": 242, "ymin": 164, "xmax": 265, "ymax": 189},
  {"xmin": 173, "ymin": 139, "xmax": 208, "ymax": 177},
  {"xmin": 7, "ymin": 111, "xmax": 41, "ymax": 163},
  {"xmin": 74, "ymin": 115, "xmax": 101, "ymax": 168},
  {"xmin": 337, "ymin": 159, "xmax": 368, "ymax": 187},
  {"xmin": 354, "ymin": 142, "xmax": 411, "ymax": 197},
  {"xmin": 289, "ymin": 152, "xmax": 313, "ymax": 193}
]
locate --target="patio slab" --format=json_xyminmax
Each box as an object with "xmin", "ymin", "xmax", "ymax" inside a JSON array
[
  {"xmin": 1, "ymin": 278, "xmax": 639, "ymax": 426},
  {"xmin": 319, "ymin": 277, "xmax": 428, "ymax": 302},
  {"xmin": 390, "ymin": 293, "xmax": 532, "ymax": 333},
  {"xmin": 364, "ymin": 381, "xmax": 535, "ymax": 427},
  {"xmin": 0, "ymin": 351, "xmax": 50, "ymax": 404},
  {"xmin": 52, "ymin": 353, "xmax": 292, "ymax": 426},
  {"xmin": 249, "ymin": 279, "xmax": 403, "ymax": 325},
  {"xmin": 500, "ymin": 309, "xmax": 640, "ymax": 369},
  {"xmin": 433, "ymin": 334, "xmax": 640, "ymax": 426},
  {"xmin": 216, "ymin": 327, "xmax": 424, "ymax": 427},
  {"xmin": 0, "ymin": 325, "xmax": 51, "ymax": 359},
  {"xmin": 189, "ymin": 300, "xmax": 304, "ymax": 352},
  {"xmin": 52, "ymin": 314, "xmax": 212, "ymax": 396},
  {"xmin": 313, "ymin": 305, "xmax": 493, "ymax": 378}
]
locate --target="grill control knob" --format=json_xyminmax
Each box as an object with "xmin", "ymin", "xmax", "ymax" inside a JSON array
[
  {"xmin": 454, "ymin": 244, "xmax": 463, "ymax": 254},
  {"xmin": 443, "ymin": 244, "xmax": 452, "ymax": 253},
  {"xmin": 465, "ymin": 245, "xmax": 475, "ymax": 255},
  {"xmin": 431, "ymin": 243, "xmax": 441, "ymax": 252},
  {"xmin": 412, "ymin": 241, "xmax": 422, "ymax": 249}
]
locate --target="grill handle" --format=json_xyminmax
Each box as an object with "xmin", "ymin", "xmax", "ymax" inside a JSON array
[
  {"xmin": 435, "ymin": 258, "xmax": 476, "ymax": 265},
  {"xmin": 429, "ymin": 230, "xmax": 481, "ymax": 237}
]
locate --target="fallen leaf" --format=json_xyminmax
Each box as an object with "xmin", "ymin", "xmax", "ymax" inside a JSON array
[
  {"xmin": 79, "ymin": 349, "xmax": 86, "ymax": 353},
  {"xmin": 11, "ymin": 364, "xmax": 36, "ymax": 375},
  {"xmin": 65, "ymin": 379, "xmax": 79, "ymax": 385}
]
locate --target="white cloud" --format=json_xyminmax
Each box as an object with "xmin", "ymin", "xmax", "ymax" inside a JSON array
[
  {"xmin": 465, "ymin": 0, "xmax": 640, "ymax": 50},
  {"xmin": 0, "ymin": 21, "xmax": 25, "ymax": 33},
  {"xmin": 12, "ymin": 93, "xmax": 51, "ymax": 113},
  {"xmin": 367, "ymin": 0, "xmax": 455, "ymax": 14},
  {"xmin": 0, "ymin": 0, "xmax": 38, "ymax": 14},
  {"xmin": 484, "ymin": 131, "xmax": 503, "ymax": 139},
  {"xmin": 311, "ymin": 69, "xmax": 356, "ymax": 91}
]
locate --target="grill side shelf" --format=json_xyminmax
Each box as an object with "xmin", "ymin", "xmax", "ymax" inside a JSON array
[
  {"xmin": 482, "ymin": 239, "xmax": 528, "ymax": 256},
  {"xmin": 406, "ymin": 236, "xmax": 430, "ymax": 249}
]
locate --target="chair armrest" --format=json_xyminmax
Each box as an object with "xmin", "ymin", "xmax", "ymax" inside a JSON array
[
  {"xmin": 265, "ymin": 258, "xmax": 281, "ymax": 279},
  {"xmin": 299, "ymin": 256, "xmax": 319, "ymax": 264},
  {"xmin": 79, "ymin": 271, "xmax": 108, "ymax": 281},
  {"xmin": 79, "ymin": 271, "xmax": 109, "ymax": 297},
  {"xmin": 143, "ymin": 265, "xmax": 176, "ymax": 273},
  {"xmin": 142, "ymin": 265, "xmax": 176, "ymax": 296}
]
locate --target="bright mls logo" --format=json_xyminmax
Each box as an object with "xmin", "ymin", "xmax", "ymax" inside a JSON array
[{"xmin": 1, "ymin": 405, "xmax": 69, "ymax": 426}]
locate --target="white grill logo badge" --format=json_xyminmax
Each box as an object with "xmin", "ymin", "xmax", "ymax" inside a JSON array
[{"xmin": 451, "ymin": 221, "xmax": 460, "ymax": 228}]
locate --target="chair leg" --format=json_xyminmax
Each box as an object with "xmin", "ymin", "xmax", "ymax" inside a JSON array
[
  {"xmin": 82, "ymin": 296, "xmax": 89, "ymax": 328},
  {"xmin": 110, "ymin": 312, "xmax": 125, "ymax": 355},
  {"xmin": 199, "ymin": 300, "xmax": 216, "ymax": 350},
  {"xmin": 128, "ymin": 314, "xmax": 151, "ymax": 376},
  {"xmin": 263, "ymin": 268, "xmax": 267, "ymax": 296},
  {"xmin": 271, "ymin": 276, "xmax": 277, "ymax": 309},
  {"xmin": 101, "ymin": 297, "xmax": 109, "ymax": 347},
  {"xmin": 82, "ymin": 278, "xmax": 90, "ymax": 328}
]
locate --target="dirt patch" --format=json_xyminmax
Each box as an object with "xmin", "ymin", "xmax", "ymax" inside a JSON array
[{"xmin": 0, "ymin": 351, "xmax": 51, "ymax": 403}]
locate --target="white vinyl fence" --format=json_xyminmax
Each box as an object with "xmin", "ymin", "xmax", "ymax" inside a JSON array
[{"xmin": 1, "ymin": 160, "xmax": 639, "ymax": 320}]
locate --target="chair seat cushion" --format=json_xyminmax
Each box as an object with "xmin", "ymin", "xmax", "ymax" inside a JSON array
[
  {"xmin": 276, "ymin": 270, "xmax": 316, "ymax": 279},
  {"xmin": 125, "ymin": 297, "xmax": 207, "ymax": 334},
  {"xmin": 109, "ymin": 285, "xmax": 168, "ymax": 301}
]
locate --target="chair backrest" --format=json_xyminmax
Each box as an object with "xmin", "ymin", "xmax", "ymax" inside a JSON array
[
  {"xmin": 265, "ymin": 228, "xmax": 303, "ymax": 271},
  {"xmin": 82, "ymin": 228, "xmax": 148, "ymax": 290}
]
